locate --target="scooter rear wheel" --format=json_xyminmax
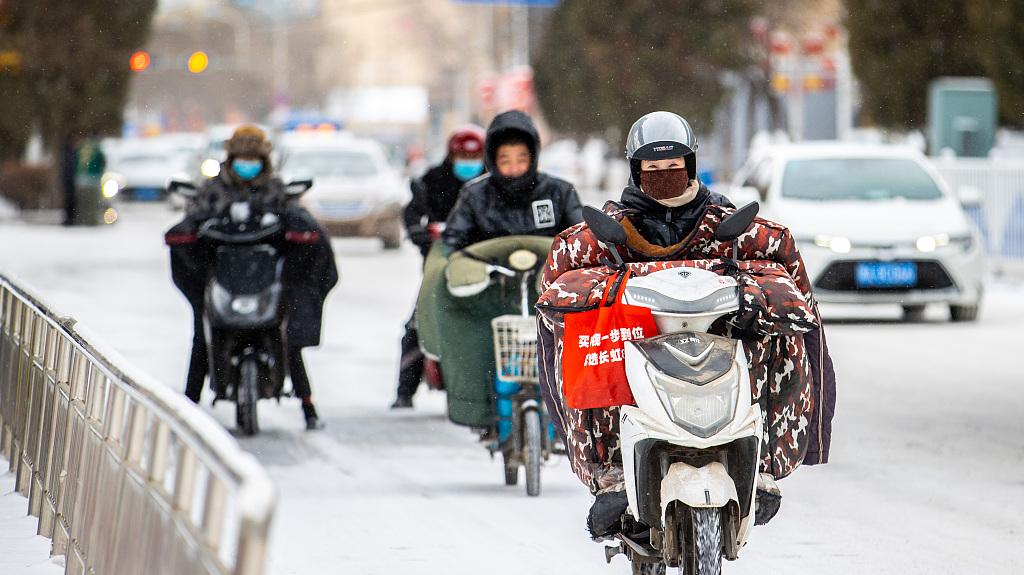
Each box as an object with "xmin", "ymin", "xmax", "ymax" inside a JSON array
[{"xmin": 236, "ymin": 357, "xmax": 260, "ymax": 436}]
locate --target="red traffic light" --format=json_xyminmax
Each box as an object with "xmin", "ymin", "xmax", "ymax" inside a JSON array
[{"xmin": 129, "ymin": 51, "xmax": 151, "ymax": 72}]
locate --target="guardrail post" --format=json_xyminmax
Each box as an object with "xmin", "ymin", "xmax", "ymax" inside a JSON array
[
  {"xmin": 202, "ymin": 478, "xmax": 227, "ymax": 552},
  {"xmin": 173, "ymin": 446, "xmax": 197, "ymax": 515}
]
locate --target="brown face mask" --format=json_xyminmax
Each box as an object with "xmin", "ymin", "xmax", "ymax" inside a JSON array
[{"xmin": 640, "ymin": 167, "xmax": 691, "ymax": 201}]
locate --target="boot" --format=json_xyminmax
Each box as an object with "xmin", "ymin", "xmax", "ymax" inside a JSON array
[
  {"xmin": 587, "ymin": 490, "xmax": 629, "ymax": 540},
  {"xmin": 390, "ymin": 394, "xmax": 413, "ymax": 409},
  {"xmin": 754, "ymin": 472, "xmax": 782, "ymax": 525},
  {"xmin": 302, "ymin": 402, "xmax": 324, "ymax": 431}
]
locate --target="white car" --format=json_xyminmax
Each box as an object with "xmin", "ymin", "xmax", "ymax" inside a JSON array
[
  {"xmin": 278, "ymin": 134, "xmax": 407, "ymax": 248},
  {"xmin": 727, "ymin": 144, "xmax": 985, "ymax": 321},
  {"xmin": 102, "ymin": 139, "xmax": 193, "ymax": 201}
]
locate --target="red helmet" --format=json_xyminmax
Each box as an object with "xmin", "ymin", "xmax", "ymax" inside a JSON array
[{"xmin": 448, "ymin": 125, "xmax": 485, "ymax": 157}]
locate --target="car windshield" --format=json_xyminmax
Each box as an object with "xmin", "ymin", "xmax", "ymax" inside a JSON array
[
  {"xmin": 284, "ymin": 150, "xmax": 378, "ymax": 178},
  {"xmin": 116, "ymin": 154, "xmax": 167, "ymax": 166},
  {"xmin": 781, "ymin": 158, "xmax": 944, "ymax": 201}
]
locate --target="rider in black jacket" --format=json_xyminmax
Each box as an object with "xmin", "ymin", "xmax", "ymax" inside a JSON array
[
  {"xmin": 442, "ymin": 110, "xmax": 583, "ymax": 251},
  {"xmin": 392, "ymin": 126, "xmax": 487, "ymax": 409},
  {"xmin": 169, "ymin": 125, "xmax": 337, "ymax": 430},
  {"xmin": 403, "ymin": 126, "xmax": 486, "ymax": 257}
]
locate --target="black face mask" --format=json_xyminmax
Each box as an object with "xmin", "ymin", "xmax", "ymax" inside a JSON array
[{"xmin": 493, "ymin": 171, "xmax": 536, "ymax": 197}]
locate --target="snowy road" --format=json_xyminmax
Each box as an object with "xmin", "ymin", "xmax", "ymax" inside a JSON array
[{"xmin": 1, "ymin": 203, "xmax": 1022, "ymax": 574}]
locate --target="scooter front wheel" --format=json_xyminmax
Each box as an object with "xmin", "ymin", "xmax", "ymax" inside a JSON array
[
  {"xmin": 630, "ymin": 561, "xmax": 665, "ymax": 575},
  {"xmin": 236, "ymin": 357, "xmax": 260, "ymax": 435},
  {"xmin": 689, "ymin": 507, "xmax": 723, "ymax": 575},
  {"xmin": 523, "ymin": 408, "xmax": 542, "ymax": 497}
]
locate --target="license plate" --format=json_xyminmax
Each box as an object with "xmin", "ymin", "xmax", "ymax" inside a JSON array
[
  {"xmin": 133, "ymin": 188, "xmax": 163, "ymax": 201},
  {"xmin": 318, "ymin": 201, "xmax": 365, "ymax": 218},
  {"xmin": 855, "ymin": 262, "xmax": 917, "ymax": 288}
]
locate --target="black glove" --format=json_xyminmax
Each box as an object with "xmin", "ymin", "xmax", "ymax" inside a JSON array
[{"xmin": 408, "ymin": 226, "xmax": 431, "ymax": 248}]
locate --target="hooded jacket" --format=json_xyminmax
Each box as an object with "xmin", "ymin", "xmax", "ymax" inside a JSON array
[{"xmin": 442, "ymin": 111, "xmax": 583, "ymax": 251}]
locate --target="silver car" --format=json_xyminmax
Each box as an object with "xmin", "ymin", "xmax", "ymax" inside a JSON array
[{"xmin": 279, "ymin": 134, "xmax": 407, "ymax": 248}]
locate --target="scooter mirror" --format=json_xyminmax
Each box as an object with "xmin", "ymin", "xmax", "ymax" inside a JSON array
[
  {"xmin": 715, "ymin": 201, "xmax": 760, "ymax": 242},
  {"xmin": 285, "ymin": 179, "xmax": 313, "ymax": 197},
  {"xmin": 583, "ymin": 205, "xmax": 628, "ymax": 246},
  {"xmin": 167, "ymin": 175, "xmax": 197, "ymax": 199}
]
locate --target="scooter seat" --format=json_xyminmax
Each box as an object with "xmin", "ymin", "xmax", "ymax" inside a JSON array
[{"xmin": 623, "ymin": 267, "xmax": 738, "ymax": 314}]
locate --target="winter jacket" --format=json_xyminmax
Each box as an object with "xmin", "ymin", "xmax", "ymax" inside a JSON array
[
  {"xmin": 538, "ymin": 202, "xmax": 837, "ymax": 479},
  {"xmin": 188, "ymin": 169, "xmax": 287, "ymax": 221},
  {"xmin": 403, "ymin": 159, "xmax": 467, "ymax": 255},
  {"xmin": 279, "ymin": 208, "xmax": 339, "ymax": 348},
  {"xmin": 442, "ymin": 111, "xmax": 583, "ymax": 251}
]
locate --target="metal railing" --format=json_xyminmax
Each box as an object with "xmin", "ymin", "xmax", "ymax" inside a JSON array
[
  {"xmin": 0, "ymin": 274, "xmax": 276, "ymax": 575},
  {"xmin": 935, "ymin": 157, "xmax": 1024, "ymax": 267}
]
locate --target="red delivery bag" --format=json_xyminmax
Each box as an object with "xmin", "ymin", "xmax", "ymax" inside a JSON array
[{"xmin": 562, "ymin": 269, "xmax": 659, "ymax": 409}]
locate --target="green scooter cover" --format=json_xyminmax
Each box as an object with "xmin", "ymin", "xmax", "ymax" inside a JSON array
[{"xmin": 416, "ymin": 236, "xmax": 553, "ymax": 427}]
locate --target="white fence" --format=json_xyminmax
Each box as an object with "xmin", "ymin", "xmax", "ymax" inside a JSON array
[
  {"xmin": 934, "ymin": 157, "xmax": 1024, "ymax": 266},
  {"xmin": 0, "ymin": 274, "xmax": 276, "ymax": 575}
]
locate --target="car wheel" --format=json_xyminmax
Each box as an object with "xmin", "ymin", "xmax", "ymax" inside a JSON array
[
  {"xmin": 901, "ymin": 305, "xmax": 926, "ymax": 322},
  {"xmin": 949, "ymin": 304, "xmax": 979, "ymax": 322}
]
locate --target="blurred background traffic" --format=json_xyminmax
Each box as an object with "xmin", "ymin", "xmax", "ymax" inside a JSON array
[{"xmin": 0, "ymin": 0, "xmax": 1023, "ymax": 309}]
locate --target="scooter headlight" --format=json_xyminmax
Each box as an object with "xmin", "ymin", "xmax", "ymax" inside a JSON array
[
  {"xmin": 646, "ymin": 364, "xmax": 740, "ymax": 438},
  {"xmin": 231, "ymin": 296, "xmax": 260, "ymax": 315}
]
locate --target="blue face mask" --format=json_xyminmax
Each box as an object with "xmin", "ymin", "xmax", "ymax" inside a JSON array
[
  {"xmin": 453, "ymin": 159, "xmax": 484, "ymax": 182},
  {"xmin": 232, "ymin": 159, "xmax": 263, "ymax": 181}
]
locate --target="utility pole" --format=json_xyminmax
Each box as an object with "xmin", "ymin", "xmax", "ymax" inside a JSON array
[{"xmin": 512, "ymin": 4, "xmax": 529, "ymax": 67}]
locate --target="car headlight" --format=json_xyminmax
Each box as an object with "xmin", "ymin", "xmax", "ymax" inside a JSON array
[
  {"xmin": 200, "ymin": 158, "xmax": 221, "ymax": 178},
  {"xmin": 646, "ymin": 363, "xmax": 740, "ymax": 438},
  {"xmin": 917, "ymin": 233, "xmax": 972, "ymax": 253},
  {"xmin": 101, "ymin": 178, "xmax": 120, "ymax": 199},
  {"xmin": 813, "ymin": 235, "xmax": 851, "ymax": 254}
]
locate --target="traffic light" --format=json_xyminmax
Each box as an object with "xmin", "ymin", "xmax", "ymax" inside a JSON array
[
  {"xmin": 129, "ymin": 51, "xmax": 151, "ymax": 72},
  {"xmin": 187, "ymin": 51, "xmax": 209, "ymax": 74}
]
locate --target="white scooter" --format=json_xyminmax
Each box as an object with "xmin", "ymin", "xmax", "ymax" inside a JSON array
[{"xmin": 582, "ymin": 204, "xmax": 763, "ymax": 575}]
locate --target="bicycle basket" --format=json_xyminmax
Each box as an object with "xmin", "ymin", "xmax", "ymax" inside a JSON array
[{"xmin": 491, "ymin": 315, "xmax": 539, "ymax": 383}]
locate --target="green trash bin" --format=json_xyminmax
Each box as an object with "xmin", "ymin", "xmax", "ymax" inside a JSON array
[{"xmin": 73, "ymin": 138, "xmax": 107, "ymax": 226}]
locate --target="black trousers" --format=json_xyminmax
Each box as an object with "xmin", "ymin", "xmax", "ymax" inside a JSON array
[
  {"xmin": 396, "ymin": 314, "xmax": 425, "ymax": 398},
  {"xmin": 185, "ymin": 313, "xmax": 312, "ymax": 402}
]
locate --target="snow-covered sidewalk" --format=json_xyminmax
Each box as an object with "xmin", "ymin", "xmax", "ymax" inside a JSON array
[{"xmin": 0, "ymin": 457, "xmax": 65, "ymax": 574}]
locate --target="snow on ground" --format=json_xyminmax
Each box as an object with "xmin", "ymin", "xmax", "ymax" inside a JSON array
[
  {"xmin": 1, "ymin": 203, "xmax": 1022, "ymax": 574},
  {"xmin": 0, "ymin": 459, "xmax": 66, "ymax": 574}
]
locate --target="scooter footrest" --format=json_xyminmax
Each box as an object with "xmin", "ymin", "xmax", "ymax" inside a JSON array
[{"xmin": 617, "ymin": 533, "xmax": 658, "ymax": 558}]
